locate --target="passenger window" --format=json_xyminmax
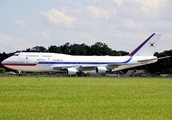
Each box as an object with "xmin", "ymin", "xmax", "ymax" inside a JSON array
[
  {"xmin": 26, "ymin": 55, "xmax": 39, "ymax": 57},
  {"xmin": 42, "ymin": 55, "xmax": 52, "ymax": 57}
]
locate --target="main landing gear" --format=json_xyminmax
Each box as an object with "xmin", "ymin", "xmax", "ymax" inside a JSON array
[{"xmin": 18, "ymin": 70, "xmax": 22, "ymax": 76}]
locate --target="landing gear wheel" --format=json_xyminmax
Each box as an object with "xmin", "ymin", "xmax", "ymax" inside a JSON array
[{"xmin": 18, "ymin": 70, "xmax": 22, "ymax": 76}]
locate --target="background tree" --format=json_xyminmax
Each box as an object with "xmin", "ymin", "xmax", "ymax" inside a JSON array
[
  {"xmin": 90, "ymin": 42, "xmax": 113, "ymax": 55},
  {"xmin": 48, "ymin": 45, "xmax": 62, "ymax": 53},
  {"xmin": 81, "ymin": 43, "xmax": 91, "ymax": 55},
  {"xmin": 0, "ymin": 52, "xmax": 8, "ymax": 68},
  {"xmin": 60, "ymin": 43, "xmax": 71, "ymax": 54},
  {"xmin": 31, "ymin": 46, "xmax": 47, "ymax": 52},
  {"xmin": 70, "ymin": 44, "xmax": 87, "ymax": 55},
  {"xmin": 0, "ymin": 68, "xmax": 5, "ymax": 73},
  {"xmin": 111, "ymin": 50, "xmax": 120, "ymax": 56},
  {"xmin": 26, "ymin": 46, "xmax": 47, "ymax": 52},
  {"xmin": 117, "ymin": 50, "xmax": 129, "ymax": 56}
]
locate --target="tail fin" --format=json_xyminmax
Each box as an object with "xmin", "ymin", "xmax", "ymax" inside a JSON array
[{"xmin": 127, "ymin": 33, "xmax": 162, "ymax": 56}]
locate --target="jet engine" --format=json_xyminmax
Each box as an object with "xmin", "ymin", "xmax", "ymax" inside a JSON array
[
  {"xmin": 67, "ymin": 68, "xmax": 80, "ymax": 75},
  {"xmin": 96, "ymin": 67, "xmax": 111, "ymax": 74}
]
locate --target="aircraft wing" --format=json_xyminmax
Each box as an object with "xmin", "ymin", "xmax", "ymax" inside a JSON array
[
  {"xmin": 53, "ymin": 66, "xmax": 73, "ymax": 69},
  {"xmin": 53, "ymin": 65, "xmax": 97, "ymax": 71}
]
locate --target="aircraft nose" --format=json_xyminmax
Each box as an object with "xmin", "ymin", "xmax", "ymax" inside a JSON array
[{"xmin": 1, "ymin": 59, "xmax": 7, "ymax": 66}]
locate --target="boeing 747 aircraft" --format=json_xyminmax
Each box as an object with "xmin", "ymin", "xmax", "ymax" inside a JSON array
[{"xmin": 1, "ymin": 33, "xmax": 168, "ymax": 75}]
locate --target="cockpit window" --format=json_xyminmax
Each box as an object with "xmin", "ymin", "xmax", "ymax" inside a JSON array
[{"xmin": 13, "ymin": 53, "xmax": 19, "ymax": 56}]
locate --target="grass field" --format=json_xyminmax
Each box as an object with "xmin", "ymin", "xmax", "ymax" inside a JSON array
[{"xmin": 0, "ymin": 76, "xmax": 172, "ymax": 120}]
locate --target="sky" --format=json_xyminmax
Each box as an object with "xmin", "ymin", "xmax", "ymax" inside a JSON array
[{"xmin": 0, "ymin": 0, "xmax": 172, "ymax": 53}]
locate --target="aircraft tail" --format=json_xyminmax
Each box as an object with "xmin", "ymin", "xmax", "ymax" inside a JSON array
[{"xmin": 127, "ymin": 33, "xmax": 162, "ymax": 56}]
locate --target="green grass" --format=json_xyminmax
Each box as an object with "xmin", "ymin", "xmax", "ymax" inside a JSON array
[{"xmin": 0, "ymin": 77, "xmax": 172, "ymax": 120}]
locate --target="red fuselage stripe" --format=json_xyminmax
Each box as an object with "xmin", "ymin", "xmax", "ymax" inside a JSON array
[{"xmin": 2, "ymin": 63, "xmax": 37, "ymax": 66}]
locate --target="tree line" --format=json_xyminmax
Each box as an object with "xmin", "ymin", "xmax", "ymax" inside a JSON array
[
  {"xmin": 0, "ymin": 42, "xmax": 172, "ymax": 74},
  {"xmin": 24, "ymin": 42, "xmax": 129, "ymax": 56}
]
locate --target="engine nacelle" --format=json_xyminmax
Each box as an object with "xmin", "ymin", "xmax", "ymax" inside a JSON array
[
  {"xmin": 67, "ymin": 68, "xmax": 80, "ymax": 75},
  {"xmin": 96, "ymin": 67, "xmax": 111, "ymax": 74}
]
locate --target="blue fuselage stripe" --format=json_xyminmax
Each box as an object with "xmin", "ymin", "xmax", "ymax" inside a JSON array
[{"xmin": 38, "ymin": 56, "xmax": 133, "ymax": 65}]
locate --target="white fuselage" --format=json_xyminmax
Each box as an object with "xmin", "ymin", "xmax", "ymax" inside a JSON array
[{"xmin": 1, "ymin": 52, "xmax": 157, "ymax": 73}]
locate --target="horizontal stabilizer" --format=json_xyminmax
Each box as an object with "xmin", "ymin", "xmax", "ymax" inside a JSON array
[
  {"xmin": 156, "ymin": 56, "xmax": 171, "ymax": 60},
  {"xmin": 137, "ymin": 56, "xmax": 171, "ymax": 63}
]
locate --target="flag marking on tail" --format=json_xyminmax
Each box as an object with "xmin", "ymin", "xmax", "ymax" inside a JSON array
[{"xmin": 150, "ymin": 43, "xmax": 155, "ymax": 47}]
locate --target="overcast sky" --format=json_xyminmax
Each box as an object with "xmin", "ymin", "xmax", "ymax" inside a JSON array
[{"xmin": 0, "ymin": 0, "xmax": 172, "ymax": 53}]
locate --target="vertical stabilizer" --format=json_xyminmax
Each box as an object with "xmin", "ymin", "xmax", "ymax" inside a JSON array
[{"xmin": 128, "ymin": 33, "xmax": 162, "ymax": 56}]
